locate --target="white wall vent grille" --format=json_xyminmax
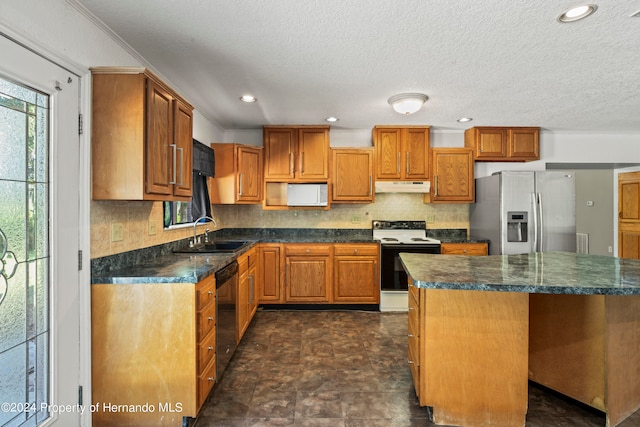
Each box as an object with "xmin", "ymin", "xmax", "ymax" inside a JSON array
[{"xmin": 577, "ymin": 233, "xmax": 589, "ymax": 254}]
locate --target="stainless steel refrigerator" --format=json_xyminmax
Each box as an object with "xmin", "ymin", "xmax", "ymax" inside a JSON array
[{"xmin": 470, "ymin": 171, "xmax": 576, "ymax": 255}]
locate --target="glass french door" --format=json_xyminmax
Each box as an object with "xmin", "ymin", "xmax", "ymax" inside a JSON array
[{"xmin": 0, "ymin": 35, "xmax": 80, "ymax": 427}]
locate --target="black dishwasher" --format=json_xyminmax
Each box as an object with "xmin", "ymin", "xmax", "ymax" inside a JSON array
[{"xmin": 215, "ymin": 261, "xmax": 238, "ymax": 380}]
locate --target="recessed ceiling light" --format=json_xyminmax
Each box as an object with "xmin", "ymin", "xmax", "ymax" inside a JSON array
[
  {"xmin": 557, "ymin": 4, "xmax": 597, "ymax": 22},
  {"xmin": 457, "ymin": 117, "xmax": 473, "ymax": 123},
  {"xmin": 239, "ymin": 95, "xmax": 257, "ymax": 103},
  {"xmin": 325, "ymin": 116, "xmax": 339, "ymax": 123}
]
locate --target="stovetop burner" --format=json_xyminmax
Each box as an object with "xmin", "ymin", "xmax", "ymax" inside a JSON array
[{"xmin": 372, "ymin": 220, "xmax": 440, "ymax": 245}]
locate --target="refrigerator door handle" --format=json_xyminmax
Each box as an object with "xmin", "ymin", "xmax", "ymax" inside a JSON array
[
  {"xmin": 537, "ymin": 192, "xmax": 544, "ymax": 252},
  {"xmin": 531, "ymin": 192, "xmax": 539, "ymax": 252}
]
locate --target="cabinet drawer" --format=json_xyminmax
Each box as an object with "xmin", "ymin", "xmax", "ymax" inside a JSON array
[
  {"xmin": 441, "ymin": 242, "xmax": 488, "ymax": 256},
  {"xmin": 197, "ymin": 299, "xmax": 216, "ymax": 341},
  {"xmin": 285, "ymin": 244, "xmax": 331, "ymax": 256},
  {"xmin": 196, "ymin": 275, "xmax": 216, "ymax": 310},
  {"xmin": 197, "ymin": 355, "xmax": 216, "ymax": 409},
  {"xmin": 334, "ymin": 244, "xmax": 379, "ymax": 256},
  {"xmin": 197, "ymin": 326, "xmax": 216, "ymax": 373}
]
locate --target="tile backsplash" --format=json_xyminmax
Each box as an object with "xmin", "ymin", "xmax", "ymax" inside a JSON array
[{"xmin": 90, "ymin": 194, "xmax": 469, "ymax": 258}]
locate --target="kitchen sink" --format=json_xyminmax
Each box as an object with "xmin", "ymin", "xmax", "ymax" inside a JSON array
[{"xmin": 174, "ymin": 240, "xmax": 251, "ymax": 254}]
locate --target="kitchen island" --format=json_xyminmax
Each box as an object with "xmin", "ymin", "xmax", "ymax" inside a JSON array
[{"xmin": 400, "ymin": 251, "xmax": 640, "ymax": 427}]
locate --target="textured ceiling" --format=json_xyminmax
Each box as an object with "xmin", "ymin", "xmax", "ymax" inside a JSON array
[{"xmin": 74, "ymin": 0, "xmax": 640, "ymax": 132}]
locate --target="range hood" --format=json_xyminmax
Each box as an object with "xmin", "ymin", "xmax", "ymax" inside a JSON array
[{"xmin": 375, "ymin": 181, "xmax": 431, "ymax": 193}]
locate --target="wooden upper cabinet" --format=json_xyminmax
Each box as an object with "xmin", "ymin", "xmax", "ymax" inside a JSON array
[
  {"xmin": 464, "ymin": 126, "xmax": 539, "ymax": 161},
  {"xmin": 373, "ymin": 126, "xmax": 430, "ymax": 180},
  {"xmin": 209, "ymin": 143, "xmax": 263, "ymax": 204},
  {"xmin": 331, "ymin": 148, "xmax": 374, "ymax": 203},
  {"xmin": 263, "ymin": 126, "xmax": 330, "ymax": 181},
  {"xmin": 91, "ymin": 67, "xmax": 194, "ymax": 201},
  {"xmin": 430, "ymin": 148, "xmax": 474, "ymax": 203}
]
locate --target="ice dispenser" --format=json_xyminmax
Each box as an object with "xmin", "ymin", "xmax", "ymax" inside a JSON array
[{"xmin": 507, "ymin": 211, "xmax": 528, "ymax": 242}]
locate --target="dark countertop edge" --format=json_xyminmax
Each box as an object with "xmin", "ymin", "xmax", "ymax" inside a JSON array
[{"xmin": 410, "ymin": 281, "xmax": 640, "ymax": 296}]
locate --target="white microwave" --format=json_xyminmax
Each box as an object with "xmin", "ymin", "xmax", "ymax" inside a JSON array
[{"xmin": 287, "ymin": 183, "xmax": 328, "ymax": 206}]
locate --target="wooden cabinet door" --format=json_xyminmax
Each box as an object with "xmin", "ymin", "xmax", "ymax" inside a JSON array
[
  {"xmin": 237, "ymin": 145, "xmax": 263, "ymax": 202},
  {"xmin": 474, "ymin": 127, "xmax": 508, "ymax": 159},
  {"xmin": 298, "ymin": 127, "xmax": 329, "ymax": 180},
  {"xmin": 619, "ymin": 171, "xmax": 640, "ymax": 259},
  {"xmin": 173, "ymin": 99, "xmax": 193, "ymax": 197},
  {"xmin": 404, "ymin": 127, "xmax": 430, "ymax": 180},
  {"xmin": 284, "ymin": 244, "xmax": 331, "ymax": 303},
  {"xmin": 248, "ymin": 257, "xmax": 258, "ymax": 318},
  {"xmin": 333, "ymin": 244, "xmax": 380, "ymax": 303},
  {"xmin": 509, "ymin": 128, "xmax": 539, "ymax": 160},
  {"xmin": 440, "ymin": 242, "xmax": 488, "ymax": 256},
  {"xmin": 374, "ymin": 127, "xmax": 402, "ymax": 180},
  {"xmin": 237, "ymin": 253, "xmax": 250, "ymax": 342},
  {"xmin": 145, "ymin": 79, "xmax": 174, "ymax": 196},
  {"xmin": 264, "ymin": 127, "xmax": 295, "ymax": 180},
  {"xmin": 258, "ymin": 244, "xmax": 283, "ymax": 303},
  {"xmin": 431, "ymin": 148, "xmax": 474, "ymax": 203},
  {"xmin": 332, "ymin": 149, "xmax": 374, "ymax": 202}
]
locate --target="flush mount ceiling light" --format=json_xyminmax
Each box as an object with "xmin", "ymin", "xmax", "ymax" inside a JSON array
[
  {"xmin": 387, "ymin": 93, "xmax": 429, "ymax": 115},
  {"xmin": 458, "ymin": 117, "xmax": 473, "ymax": 123},
  {"xmin": 557, "ymin": 4, "xmax": 598, "ymax": 22},
  {"xmin": 239, "ymin": 94, "xmax": 257, "ymax": 103},
  {"xmin": 325, "ymin": 116, "xmax": 339, "ymax": 123}
]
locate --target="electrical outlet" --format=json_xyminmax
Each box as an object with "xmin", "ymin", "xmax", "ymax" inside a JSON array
[
  {"xmin": 111, "ymin": 222, "xmax": 124, "ymax": 242},
  {"xmin": 351, "ymin": 215, "xmax": 361, "ymax": 224},
  {"xmin": 426, "ymin": 214, "xmax": 436, "ymax": 223},
  {"xmin": 148, "ymin": 220, "xmax": 157, "ymax": 236}
]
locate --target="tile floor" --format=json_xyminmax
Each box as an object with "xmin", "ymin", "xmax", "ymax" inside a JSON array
[{"xmin": 194, "ymin": 309, "xmax": 640, "ymax": 427}]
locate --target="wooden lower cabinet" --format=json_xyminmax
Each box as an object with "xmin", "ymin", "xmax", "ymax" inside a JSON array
[
  {"xmin": 92, "ymin": 276, "xmax": 216, "ymax": 426},
  {"xmin": 256, "ymin": 242, "xmax": 381, "ymax": 305},
  {"xmin": 237, "ymin": 247, "xmax": 258, "ymax": 342},
  {"xmin": 440, "ymin": 242, "xmax": 488, "ymax": 256},
  {"xmin": 284, "ymin": 244, "xmax": 332, "ymax": 302},
  {"xmin": 257, "ymin": 243, "xmax": 284, "ymax": 303},
  {"xmin": 408, "ymin": 282, "xmax": 529, "ymax": 426},
  {"xmin": 333, "ymin": 244, "xmax": 380, "ymax": 303}
]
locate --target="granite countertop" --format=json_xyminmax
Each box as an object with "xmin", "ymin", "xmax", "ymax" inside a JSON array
[
  {"xmin": 400, "ymin": 251, "xmax": 640, "ymax": 296},
  {"xmin": 91, "ymin": 227, "xmax": 484, "ymax": 285}
]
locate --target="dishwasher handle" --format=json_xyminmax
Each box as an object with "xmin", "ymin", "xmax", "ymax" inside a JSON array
[{"xmin": 215, "ymin": 261, "xmax": 238, "ymax": 286}]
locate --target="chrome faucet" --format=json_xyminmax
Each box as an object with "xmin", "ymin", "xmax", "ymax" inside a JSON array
[{"xmin": 191, "ymin": 215, "xmax": 217, "ymax": 247}]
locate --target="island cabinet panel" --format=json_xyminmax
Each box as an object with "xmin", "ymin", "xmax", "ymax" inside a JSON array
[
  {"xmin": 284, "ymin": 244, "xmax": 332, "ymax": 302},
  {"xmin": 409, "ymin": 284, "xmax": 529, "ymax": 427},
  {"xmin": 333, "ymin": 244, "xmax": 380, "ymax": 303},
  {"xmin": 92, "ymin": 282, "xmax": 202, "ymax": 426},
  {"xmin": 529, "ymin": 293, "xmax": 640, "ymax": 427},
  {"xmin": 91, "ymin": 67, "xmax": 194, "ymax": 201}
]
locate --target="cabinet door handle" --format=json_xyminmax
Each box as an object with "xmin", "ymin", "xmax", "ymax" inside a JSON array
[
  {"xmin": 406, "ymin": 152, "xmax": 410, "ymax": 174},
  {"xmin": 208, "ymin": 346, "xmax": 214, "ymax": 351},
  {"xmin": 300, "ymin": 152, "xmax": 304, "ymax": 175},
  {"xmin": 369, "ymin": 176, "xmax": 372, "ymax": 196},
  {"xmin": 289, "ymin": 152, "xmax": 294, "ymax": 175},
  {"xmin": 208, "ymin": 316, "xmax": 214, "ymax": 322},
  {"xmin": 397, "ymin": 152, "xmax": 401, "ymax": 174},
  {"xmin": 434, "ymin": 176, "xmax": 439, "ymax": 197},
  {"xmin": 238, "ymin": 173, "xmax": 243, "ymax": 196},
  {"xmin": 249, "ymin": 274, "xmax": 255, "ymax": 304},
  {"xmin": 176, "ymin": 147, "xmax": 184, "ymax": 186},
  {"xmin": 169, "ymin": 144, "xmax": 177, "ymax": 184},
  {"xmin": 207, "ymin": 290, "xmax": 214, "ymax": 296}
]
